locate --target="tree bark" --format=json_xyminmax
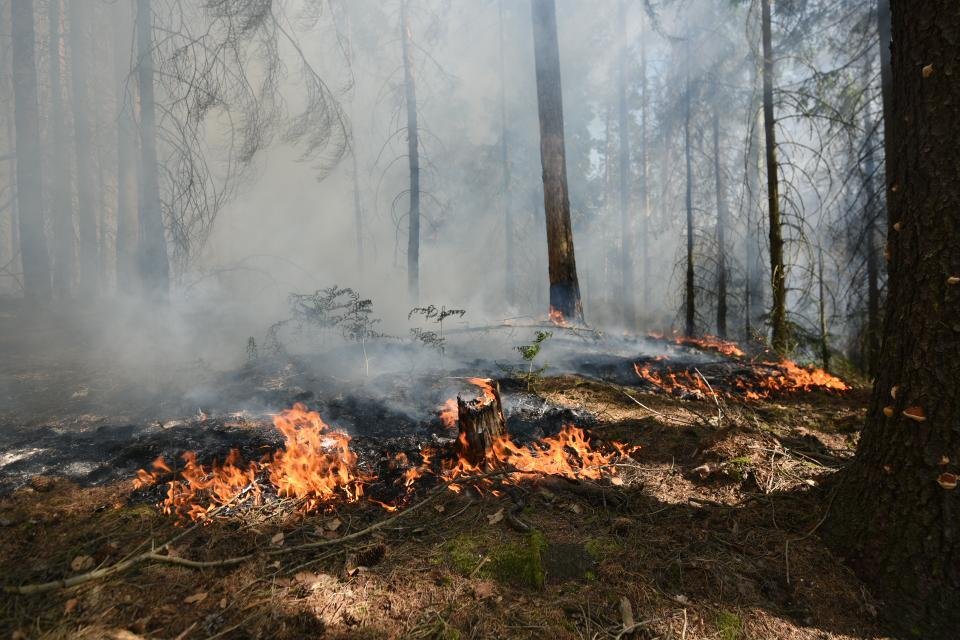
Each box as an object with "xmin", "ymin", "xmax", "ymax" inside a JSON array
[
  {"xmin": 761, "ymin": 0, "xmax": 788, "ymax": 355},
  {"xmin": 862, "ymin": 96, "xmax": 881, "ymax": 376},
  {"xmin": 745, "ymin": 65, "xmax": 765, "ymax": 339},
  {"xmin": 499, "ymin": 0, "xmax": 514, "ymax": 308},
  {"xmin": 638, "ymin": 13, "xmax": 650, "ymax": 313},
  {"xmin": 617, "ymin": 0, "xmax": 634, "ymax": 329},
  {"xmin": 48, "ymin": 0, "xmax": 74, "ymax": 297},
  {"xmin": 68, "ymin": 0, "xmax": 99, "ymax": 298},
  {"xmin": 823, "ymin": 3, "xmax": 960, "ymax": 636},
  {"xmin": 817, "ymin": 247, "xmax": 829, "ymax": 371},
  {"xmin": 10, "ymin": 0, "xmax": 51, "ymax": 301},
  {"xmin": 877, "ymin": 0, "xmax": 894, "ymax": 214},
  {"xmin": 114, "ymin": 0, "xmax": 138, "ymax": 294},
  {"xmin": 531, "ymin": 0, "xmax": 583, "ymax": 324},
  {"xmin": 683, "ymin": 40, "xmax": 695, "ymax": 338},
  {"xmin": 134, "ymin": 0, "xmax": 169, "ymax": 297},
  {"xmin": 400, "ymin": 0, "xmax": 420, "ymax": 304},
  {"xmin": 712, "ymin": 104, "xmax": 727, "ymax": 339},
  {"xmin": 456, "ymin": 380, "xmax": 506, "ymax": 467}
]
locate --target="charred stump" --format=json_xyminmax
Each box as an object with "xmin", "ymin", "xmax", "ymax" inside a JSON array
[{"xmin": 456, "ymin": 379, "xmax": 506, "ymax": 466}]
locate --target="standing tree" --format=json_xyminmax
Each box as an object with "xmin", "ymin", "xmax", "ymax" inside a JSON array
[
  {"xmin": 10, "ymin": 0, "xmax": 50, "ymax": 301},
  {"xmin": 113, "ymin": 0, "xmax": 138, "ymax": 294},
  {"xmin": 683, "ymin": 34, "xmax": 695, "ymax": 337},
  {"xmin": 48, "ymin": 0, "xmax": 74, "ymax": 297},
  {"xmin": 712, "ymin": 102, "xmax": 729, "ymax": 338},
  {"xmin": 761, "ymin": 0, "xmax": 788, "ymax": 354},
  {"xmin": 531, "ymin": 0, "xmax": 583, "ymax": 323},
  {"xmin": 499, "ymin": 0, "xmax": 515, "ymax": 307},
  {"xmin": 616, "ymin": 0, "xmax": 634, "ymax": 328},
  {"xmin": 824, "ymin": 2, "xmax": 960, "ymax": 636},
  {"xmin": 400, "ymin": 0, "xmax": 421, "ymax": 304}
]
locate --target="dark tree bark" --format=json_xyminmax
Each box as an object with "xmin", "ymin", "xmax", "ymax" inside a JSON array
[
  {"xmin": 617, "ymin": 0, "xmax": 634, "ymax": 329},
  {"xmin": 456, "ymin": 380, "xmax": 506, "ymax": 467},
  {"xmin": 745, "ymin": 65, "xmax": 765, "ymax": 339},
  {"xmin": 823, "ymin": 3, "xmax": 960, "ymax": 636},
  {"xmin": 48, "ymin": 0, "xmax": 74, "ymax": 297},
  {"xmin": 761, "ymin": 0, "xmax": 788, "ymax": 355},
  {"xmin": 10, "ymin": 0, "xmax": 51, "ymax": 301},
  {"xmin": 817, "ymin": 247, "xmax": 829, "ymax": 371},
  {"xmin": 862, "ymin": 99, "xmax": 881, "ymax": 376},
  {"xmin": 877, "ymin": 0, "xmax": 894, "ymax": 197},
  {"xmin": 113, "ymin": 0, "xmax": 138, "ymax": 294},
  {"xmin": 134, "ymin": 0, "xmax": 169, "ymax": 296},
  {"xmin": 683, "ymin": 41, "xmax": 695, "ymax": 338},
  {"xmin": 531, "ymin": 0, "xmax": 583, "ymax": 323},
  {"xmin": 68, "ymin": 0, "xmax": 99, "ymax": 297},
  {"xmin": 499, "ymin": 0, "xmax": 514, "ymax": 307},
  {"xmin": 400, "ymin": 0, "xmax": 420, "ymax": 304},
  {"xmin": 712, "ymin": 104, "xmax": 728, "ymax": 338}
]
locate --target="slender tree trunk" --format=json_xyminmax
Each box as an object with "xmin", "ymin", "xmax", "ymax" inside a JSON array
[
  {"xmin": 48, "ymin": 0, "xmax": 74, "ymax": 297},
  {"xmin": 761, "ymin": 0, "xmax": 788, "ymax": 355},
  {"xmin": 712, "ymin": 105, "xmax": 728, "ymax": 338},
  {"xmin": 531, "ymin": 0, "xmax": 583, "ymax": 323},
  {"xmin": 824, "ymin": 4, "xmax": 960, "ymax": 636},
  {"xmin": 745, "ymin": 64, "xmax": 765, "ymax": 339},
  {"xmin": 68, "ymin": 0, "xmax": 99, "ymax": 298},
  {"xmin": 863, "ymin": 95, "xmax": 881, "ymax": 376},
  {"xmin": 877, "ymin": 0, "xmax": 894, "ymax": 206},
  {"xmin": 683, "ymin": 41, "xmax": 695, "ymax": 338},
  {"xmin": 617, "ymin": 0, "xmax": 634, "ymax": 329},
  {"xmin": 114, "ymin": 0, "xmax": 138, "ymax": 294},
  {"xmin": 639, "ymin": 13, "xmax": 650, "ymax": 314},
  {"xmin": 817, "ymin": 247, "xmax": 829, "ymax": 371},
  {"xmin": 135, "ymin": 0, "xmax": 169, "ymax": 296},
  {"xmin": 11, "ymin": 0, "xmax": 50, "ymax": 301},
  {"xmin": 499, "ymin": 0, "xmax": 514, "ymax": 307},
  {"xmin": 400, "ymin": 0, "xmax": 420, "ymax": 304}
]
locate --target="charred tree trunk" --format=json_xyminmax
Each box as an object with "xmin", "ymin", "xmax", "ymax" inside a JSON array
[
  {"xmin": 114, "ymin": 0, "xmax": 138, "ymax": 294},
  {"xmin": 817, "ymin": 247, "xmax": 829, "ymax": 371},
  {"xmin": 499, "ymin": 0, "xmax": 514, "ymax": 307},
  {"xmin": 823, "ymin": 3, "xmax": 960, "ymax": 636},
  {"xmin": 745, "ymin": 65, "xmax": 765, "ymax": 340},
  {"xmin": 48, "ymin": 0, "xmax": 74, "ymax": 297},
  {"xmin": 400, "ymin": 0, "xmax": 420, "ymax": 304},
  {"xmin": 456, "ymin": 380, "xmax": 506, "ymax": 467},
  {"xmin": 531, "ymin": 0, "xmax": 583, "ymax": 324},
  {"xmin": 68, "ymin": 0, "xmax": 99, "ymax": 298},
  {"xmin": 761, "ymin": 0, "xmax": 788, "ymax": 355},
  {"xmin": 11, "ymin": 0, "xmax": 51, "ymax": 301},
  {"xmin": 134, "ymin": 0, "xmax": 169, "ymax": 297},
  {"xmin": 683, "ymin": 42, "xmax": 695, "ymax": 338},
  {"xmin": 712, "ymin": 104, "xmax": 728, "ymax": 338},
  {"xmin": 617, "ymin": 0, "xmax": 634, "ymax": 329}
]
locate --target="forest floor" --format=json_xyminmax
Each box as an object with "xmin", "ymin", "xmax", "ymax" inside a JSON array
[{"xmin": 0, "ymin": 303, "xmax": 894, "ymax": 640}]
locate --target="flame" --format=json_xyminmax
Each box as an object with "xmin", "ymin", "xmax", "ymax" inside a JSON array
[
  {"xmin": 548, "ymin": 306, "xmax": 569, "ymax": 327},
  {"xmin": 648, "ymin": 331, "xmax": 745, "ymax": 358},
  {"xmin": 133, "ymin": 456, "xmax": 172, "ymax": 489},
  {"xmin": 438, "ymin": 398, "xmax": 458, "ymax": 428}
]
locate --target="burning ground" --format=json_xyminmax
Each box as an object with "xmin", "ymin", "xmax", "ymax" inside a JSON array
[{"xmin": 0, "ymin": 314, "xmax": 889, "ymax": 640}]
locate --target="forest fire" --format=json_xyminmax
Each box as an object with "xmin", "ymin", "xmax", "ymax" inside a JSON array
[
  {"xmin": 548, "ymin": 306, "xmax": 569, "ymax": 327},
  {"xmin": 648, "ymin": 332, "xmax": 746, "ymax": 358}
]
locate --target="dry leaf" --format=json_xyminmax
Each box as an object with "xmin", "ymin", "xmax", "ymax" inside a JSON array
[
  {"xmin": 64, "ymin": 598, "xmax": 79, "ymax": 615},
  {"xmin": 326, "ymin": 518, "xmax": 342, "ymax": 531},
  {"xmin": 271, "ymin": 532, "xmax": 284, "ymax": 546},
  {"xmin": 473, "ymin": 580, "xmax": 496, "ymax": 599},
  {"xmin": 619, "ymin": 596, "xmax": 635, "ymax": 630},
  {"xmin": 433, "ymin": 504, "xmax": 446, "ymax": 513},
  {"xmin": 948, "ymin": 276, "xmax": 960, "ymax": 285},
  {"xmin": 882, "ymin": 406, "xmax": 895, "ymax": 418},
  {"xmin": 487, "ymin": 509, "xmax": 504, "ymax": 525},
  {"xmin": 937, "ymin": 473, "xmax": 958, "ymax": 490},
  {"xmin": 219, "ymin": 598, "xmax": 227, "ymax": 609},
  {"xmin": 610, "ymin": 476, "xmax": 624, "ymax": 486},
  {"xmin": 903, "ymin": 406, "xmax": 927, "ymax": 422},
  {"xmin": 183, "ymin": 591, "xmax": 208, "ymax": 605},
  {"xmin": 922, "ymin": 64, "xmax": 935, "ymax": 78},
  {"xmin": 890, "ymin": 385, "xmax": 900, "ymax": 399},
  {"xmin": 70, "ymin": 555, "xmax": 94, "ymax": 572}
]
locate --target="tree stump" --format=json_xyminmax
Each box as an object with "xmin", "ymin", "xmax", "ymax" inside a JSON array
[{"xmin": 456, "ymin": 379, "xmax": 506, "ymax": 466}]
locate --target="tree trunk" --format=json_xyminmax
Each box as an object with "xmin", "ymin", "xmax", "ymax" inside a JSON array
[
  {"xmin": 456, "ymin": 380, "xmax": 506, "ymax": 467},
  {"xmin": 877, "ymin": 0, "xmax": 894, "ymax": 210},
  {"xmin": 498, "ymin": 0, "xmax": 514, "ymax": 308},
  {"xmin": 823, "ymin": 3, "xmax": 960, "ymax": 636},
  {"xmin": 761, "ymin": 0, "xmax": 788, "ymax": 355},
  {"xmin": 683, "ymin": 41, "xmax": 695, "ymax": 338},
  {"xmin": 48, "ymin": 0, "xmax": 74, "ymax": 297},
  {"xmin": 617, "ymin": 0, "xmax": 634, "ymax": 329},
  {"xmin": 10, "ymin": 0, "xmax": 51, "ymax": 301},
  {"xmin": 68, "ymin": 0, "xmax": 99, "ymax": 298},
  {"xmin": 400, "ymin": 0, "xmax": 420, "ymax": 304},
  {"xmin": 817, "ymin": 247, "xmax": 829, "ymax": 371},
  {"xmin": 712, "ymin": 104, "xmax": 728, "ymax": 338},
  {"xmin": 862, "ymin": 97, "xmax": 881, "ymax": 376},
  {"xmin": 639, "ymin": 13, "xmax": 650, "ymax": 313},
  {"xmin": 114, "ymin": 0, "xmax": 138, "ymax": 294},
  {"xmin": 531, "ymin": 0, "xmax": 583, "ymax": 324},
  {"xmin": 745, "ymin": 65, "xmax": 765, "ymax": 339},
  {"xmin": 134, "ymin": 0, "xmax": 169, "ymax": 296}
]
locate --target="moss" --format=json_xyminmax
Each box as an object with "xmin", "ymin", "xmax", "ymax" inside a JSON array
[
  {"xmin": 716, "ymin": 610, "xmax": 743, "ymax": 640},
  {"xmin": 583, "ymin": 537, "xmax": 619, "ymax": 561},
  {"xmin": 445, "ymin": 531, "xmax": 546, "ymax": 590}
]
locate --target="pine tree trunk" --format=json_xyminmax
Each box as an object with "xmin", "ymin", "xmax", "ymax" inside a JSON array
[
  {"xmin": 531, "ymin": 0, "xmax": 583, "ymax": 323},
  {"xmin": 617, "ymin": 0, "xmax": 634, "ymax": 329},
  {"xmin": 10, "ymin": 0, "xmax": 51, "ymax": 301},
  {"xmin": 877, "ymin": 0, "xmax": 894, "ymax": 199},
  {"xmin": 817, "ymin": 247, "xmax": 829, "ymax": 371},
  {"xmin": 134, "ymin": 0, "xmax": 169, "ymax": 296},
  {"xmin": 745, "ymin": 65, "xmax": 765, "ymax": 339},
  {"xmin": 862, "ymin": 96, "xmax": 881, "ymax": 376},
  {"xmin": 499, "ymin": 0, "xmax": 514, "ymax": 308},
  {"xmin": 400, "ymin": 0, "xmax": 420, "ymax": 304},
  {"xmin": 48, "ymin": 0, "xmax": 74, "ymax": 297},
  {"xmin": 68, "ymin": 0, "xmax": 99, "ymax": 298},
  {"xmin": 683, "ymin": 41, "xmax": 695, "ymax": 338},
  {"xmin": 114, "ymin": 0, "xmax": 138, "ymax": 294},
  {"xmin": 823, "ymin": 3, "xmax": 960, "ymax": 636},
  {"xmin": 761, "ymin": 0, "xmax": 788, "ymax": 355},
  {"xmin": 639, "ymin": 14, "xmax": 649, "ymax": 313},
  {"xmin": 712, "ymin": 105, "xmax": 727, "ymax": 339}
]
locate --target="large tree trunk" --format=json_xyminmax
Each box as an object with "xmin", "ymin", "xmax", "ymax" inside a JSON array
[
  {"xmin": 134, "ymin": 0, "xmax": 169, "ymax": 297},
  {"xmin": 531, "ymin": 0, "xmax": 583, "ymax": 324},
  {"xmin": 823, "ymin": 3, "xmax": 960, "ymax": 636},
  {"xmin": 761, "ymin": 0, "xmax": 788, "ymax": 355},
  {"xmin": 499, "ymin": 0, "xmax": 514, "ymax": 308},
  {"xmin": 400, "ymin": 0, "xmax": 420, "ymax": 304},
  {"xmin": 68, "ymin": 0, "xmax": 99, "ymax": 298},
  {"xmin": 10, "ymin": 0, "xmax": 51, "ymax": 301},
  {"xmin": 877, "ymin": 0, "xmax": 894, "ymax": 201},
  {"xmin": 48, "ymin": 0, "xmax": 74, "ymax": 297},
  {"xmin": 617, "ymin": 0, "xmax": 634, "ymax": 329},
  {"xmin": 862, "ymin": 91, "xmax": 881, "ymax": 376},
  {"xmin": 712, "ymin": 104, "xmax": 728, "ymax": 338},
  {"xmin": 683, "ymin": 41, "xmax": 695, "ymax": 338},
  {"xmin": 114, "ymin": 0, "xmax": 138, "ymax": 294}
]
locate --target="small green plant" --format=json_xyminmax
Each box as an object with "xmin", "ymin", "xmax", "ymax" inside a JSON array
[
  {"xmin": 514, "ymin": 330, "xmax": 552, "ymax": 390},
  {"xmin": 408, "ymin": 304, "xmax": 466, "ymax": 363},
  {"xmin": 716, "ymin": 610, "xmax": 743, "ymax": 640}
]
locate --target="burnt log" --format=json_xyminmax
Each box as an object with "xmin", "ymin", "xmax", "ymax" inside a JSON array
[{"xmin": 456, "ymin": 379, "xmax": 506, "ymax": 466}]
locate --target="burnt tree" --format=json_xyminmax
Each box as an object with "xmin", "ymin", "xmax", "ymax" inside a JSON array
[
  {"xmin": 400, "ymin": 0, "xmax": 421, "ymax": 304},
  {"xmin": 712, "ymin": 102, "xmax": 728, "ymax": 338},
  {"xmin": 823, "ymin": 2, "xmax": 960, "ymax": 637},
  {"xmin": 456, "ymin": 380, "xmax": 506, "ymax": 467},
  {"xmin": 531, "ymin": 0, "xmax": 583, "ymax": 324},
  {"xmin": 683, "ymin": 37, "xmax": 695, "ymax": 338},
  {"xmin": 48, "ymin": 0, "xmax": 74, "ymax": 297}
]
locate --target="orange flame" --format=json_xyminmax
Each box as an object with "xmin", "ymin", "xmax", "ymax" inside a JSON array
[
  {"xmin": 548, "ymin": 306, "xmax": 568, "ymax": 327},
  {"xmin": 438, "ymin": 398, "xmax": 458, "ymax": 428},
  {"xmin": 648, "ymin": 332, "xmax": 746, "ymax": 358}
]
